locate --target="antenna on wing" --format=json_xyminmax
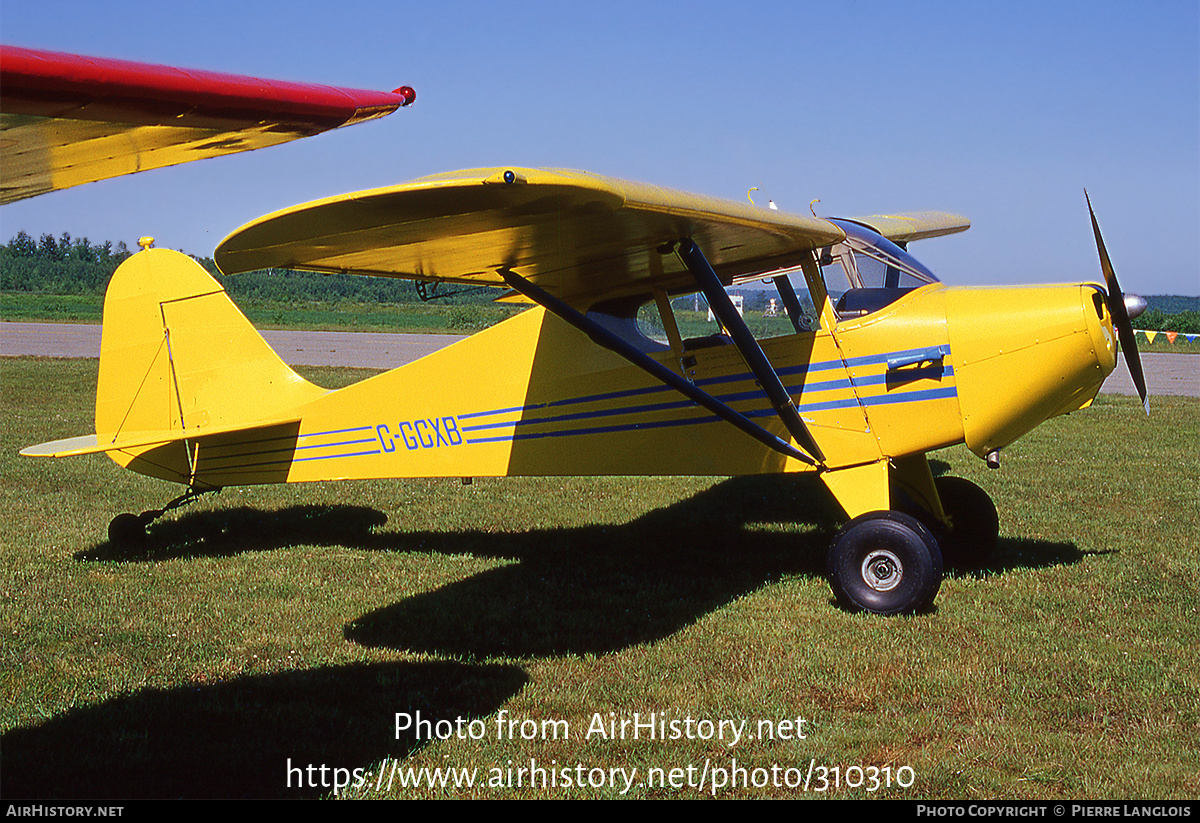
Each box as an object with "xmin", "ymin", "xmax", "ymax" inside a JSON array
[
  {"xmin": 810, "ymin": 199, "xmax": 821, "ymax": 217},
  {"xmin": 748, "ymin": 187, "xmax": 778, "ymax": 210}
]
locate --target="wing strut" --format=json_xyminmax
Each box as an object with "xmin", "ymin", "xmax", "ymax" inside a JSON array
[
  {"xmin": 499, "ymin": 269, "xmax": 818, "ymax": 466},
  {"xmin": 676, "ymin": 239, "xmax": 826, "ymax": 464},
  {"xmin": 772, "ymin": 274, "xmax": 809, "ymax": 334}
]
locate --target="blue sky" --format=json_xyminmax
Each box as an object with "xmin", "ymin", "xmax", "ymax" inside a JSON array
[{"xmin": 2, "ymin": 0, "xmax": 1197, "ymax": 294}]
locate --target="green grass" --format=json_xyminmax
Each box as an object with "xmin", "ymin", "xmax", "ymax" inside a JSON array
[
  {"xmin": 1, "ymin": 358, "xmax": 1197, "ymax": 799},
  {"xmin": 1, "ymin": 292, "xmax": 105, "ymax": 323}
]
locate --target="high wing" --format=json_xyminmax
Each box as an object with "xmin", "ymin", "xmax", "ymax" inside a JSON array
[
  {"xmin": 214, "ymin": 167, "xmax": 845, "ymax": 309},
  {"xmin": 0, "ymin": 45, "xmax": 415, "ymax": 204},
  {"xmin": 839, "ymin": 211, "xmax": 970, "ymax": 246}
]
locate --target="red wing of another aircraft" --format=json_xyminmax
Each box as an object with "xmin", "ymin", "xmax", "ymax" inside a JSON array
[{"xmin": 0, "ymin": 45, "xmax": 415, "ymax": 204}]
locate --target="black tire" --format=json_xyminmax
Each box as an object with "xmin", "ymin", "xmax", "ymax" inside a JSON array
[
  {"xmin": 934, "ymin": 477, "xmax": 999, "ymax": 571},
  {"xmin": 108, "ymin": 512, "xmax": 145, "ymax": 546},
  {"xmin": 826, "ymin": 511, "xmax": 943, "ymax": 615}
]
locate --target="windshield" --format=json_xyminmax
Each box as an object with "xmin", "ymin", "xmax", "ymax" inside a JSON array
[{"xmin": 828, "ymin": 219, "xmax": 941, "ymax": 289}]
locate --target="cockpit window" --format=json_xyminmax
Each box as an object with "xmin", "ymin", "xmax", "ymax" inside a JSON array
[
  {"xmin": 630, "ymin": 220, "xmax": 943, "ymax": 343},
  {"xmin": 828, "ymin": 219, "xmax": 941, "ymax": 288},
  {"xmin": 817, "ymin": 220, "xmax": 941, "ymax": 319}
]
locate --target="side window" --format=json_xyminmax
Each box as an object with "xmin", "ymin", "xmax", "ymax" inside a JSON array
[
  {"xmin": 740, "ymin": 287, "xmax": 813, "ymax": 339},
  {"xmin": 771, "ymin": 268, "xmax": 823, "ymax": 332},
  {"xmin": 638, "ymin": 291, "xmax": 738, "ymax": 349},
  {"xmin": 636, "ymin": 299, "xmax": 672, "ymax": 345},
  {"xmin": 586, "ymin": 298, "xmax": 669, "ymax": 354},
  {"xmin": 636, "ymin": 284, "xmax": 818, "ymax": 348},
  {"xmin": 816, "ymin": 246, "xmax": 854, "ymax": 308},
  {"xmin": 638, "ymin": 292, "xmax": 711, "ymax": 344}
]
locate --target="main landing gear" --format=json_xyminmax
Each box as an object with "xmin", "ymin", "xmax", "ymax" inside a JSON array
[
  {"xmin": 827, "ymin": 511, "xmax": 943, "ymax": 616},
  {"xmin": 826, "ymin": 477, "xmax": 999, "ymax": 615},
  {"xmin": 107, "ymin": 487, "xmax": 217, "ymax": 546}
]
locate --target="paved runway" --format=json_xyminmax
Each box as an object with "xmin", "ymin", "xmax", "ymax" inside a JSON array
[
  {"xmin": 2, "ymin": 321, "xmax": 1196, "ymax": 397},
  {"xmin": 1102, "ymin": 352, "xmax": 1198, "ymax": 398},
  {"xmin": 0, "ymin": 322, "xmax": 467, "ymax": 369}
]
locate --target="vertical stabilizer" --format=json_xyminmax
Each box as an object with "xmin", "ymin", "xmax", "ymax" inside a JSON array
[{"xmin": 95, "ymin": 248, "xmax": 325, "ymax": 447}]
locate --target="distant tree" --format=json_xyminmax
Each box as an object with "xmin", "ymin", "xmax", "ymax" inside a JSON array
[
  {"xmin": 1138, "ymin": 309, "xmax": 1200, "ymax": 334},
  {"xmin": 70, "ymin": 237, "xmax": 96, "ymax": 263},
  {"xmin": 38, "ymin": 233, "xmax": 60, "ymax": 260},
  {"xmin": 8, "ymin": 231, "xmax": 36, "ymax": 257}
]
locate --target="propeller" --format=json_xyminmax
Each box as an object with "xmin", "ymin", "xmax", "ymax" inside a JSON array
[{"xmin": 1085, "ymin": 191, "xmax": 1148, "ymax": 413}]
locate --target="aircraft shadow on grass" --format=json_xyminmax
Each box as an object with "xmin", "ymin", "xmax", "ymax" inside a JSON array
[
  {"xmin": 77, "ymin": 503, "xmax": 392, "ymax": 562},
  {"xmin": 77, "ymin": 473, "xmax": 1085, "ymax": 658},
  {"xmin": 1, "ymin": 659, "xmax": 528, "ymax": 799}
]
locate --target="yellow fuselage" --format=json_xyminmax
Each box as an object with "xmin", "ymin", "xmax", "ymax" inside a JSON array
[
  {"xmin": 118, "ymin": 273, "xmax": 1116, "ymax": 491},
  {"xmin": 47, "ymin": 251, "xmax": 1116, "ymax": 523}
]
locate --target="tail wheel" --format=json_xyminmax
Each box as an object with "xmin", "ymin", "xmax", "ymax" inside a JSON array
[
  {"xmin": 934, "ymin": 477, "xmax": 999, "ymax": 571},
  {"xmin": 827, "ymin": 511, "xmax": 943, "ymax": 616}
]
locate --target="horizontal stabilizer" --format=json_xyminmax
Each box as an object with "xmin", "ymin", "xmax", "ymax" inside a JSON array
[
  {"xmin": 20, "ymin": 434, "xmax": 105, "ymax": 458},
  {"xmin": 23, "ymin": 418, "xmax": 306, "ymax": 488}
]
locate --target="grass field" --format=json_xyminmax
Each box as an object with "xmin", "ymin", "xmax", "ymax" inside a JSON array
[{"xmin": 1, "ymin": 357, "xmax": 1197, "ymax": 799}]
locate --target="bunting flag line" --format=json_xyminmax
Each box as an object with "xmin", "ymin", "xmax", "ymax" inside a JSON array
[{"xmin": 1135, "ymin": 329, "xmax": 1199, "ymax": 344}]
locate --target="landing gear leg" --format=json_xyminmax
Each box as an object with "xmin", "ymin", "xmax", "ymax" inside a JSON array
[
  {"xmin": 888, "ymin": 456, "xmax": 999, "ymax": 572},
  {"xmin": 107, "ymin": 487, "xmax": 218, "ymax": 546}
]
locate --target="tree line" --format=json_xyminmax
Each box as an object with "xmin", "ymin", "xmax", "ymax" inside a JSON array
[
  {"xmin": 1134, "ymin": 307, "xmax": 1200, "ymax": 335},
  {"xmin": 1, "ymin": 231, "xmax": 132, "ymax": 294},
  {"xmin": 0, "ymin": 231, "xmax": 500, "ymax": 305}
]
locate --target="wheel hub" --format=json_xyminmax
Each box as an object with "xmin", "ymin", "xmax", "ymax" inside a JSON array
[{"xmin": 862, "ymin": 549, "xmax": 903, "ymax": 591}]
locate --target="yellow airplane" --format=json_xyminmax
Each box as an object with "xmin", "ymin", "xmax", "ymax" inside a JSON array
[{"xmin": 20, "ymin": 167, "xmax": 1148, "ymax": 616}]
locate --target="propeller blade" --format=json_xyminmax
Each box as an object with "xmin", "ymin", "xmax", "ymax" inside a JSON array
[{"xmin": 1086, "ymin": 191, "xmax": 1148, "ymax": 413}]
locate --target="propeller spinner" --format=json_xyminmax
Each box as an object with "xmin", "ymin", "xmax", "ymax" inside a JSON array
[{"xmin": 1086, "ymin": 191, "xmax": 1149, "ymax": 414}]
